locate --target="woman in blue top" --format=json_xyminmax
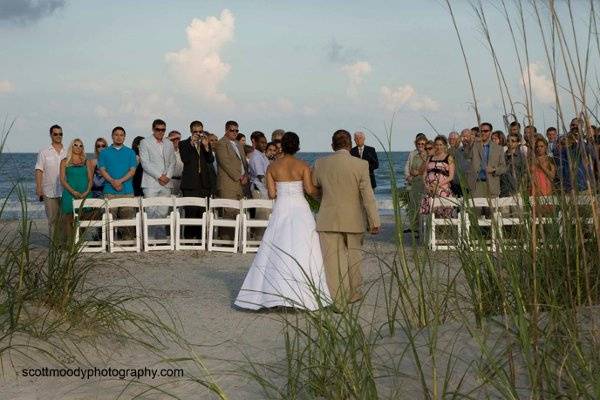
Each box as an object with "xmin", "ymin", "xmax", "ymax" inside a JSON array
[
  {"xmin": 60, "ymin": 138, "xmax": 93, "ymax": 241},
  {"xmin": 90, "ymin": 137, "xmax": 108, "ymax": 198}
]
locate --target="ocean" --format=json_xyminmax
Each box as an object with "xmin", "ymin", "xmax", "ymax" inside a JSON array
[{"xmin": 0, "ymin": 151, "xmax": 407, "ymax": 220}]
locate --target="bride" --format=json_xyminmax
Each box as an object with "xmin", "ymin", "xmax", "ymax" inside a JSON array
[{"xmin": 234, "ymin": 132, "xmax": 332, "ymax": 310}]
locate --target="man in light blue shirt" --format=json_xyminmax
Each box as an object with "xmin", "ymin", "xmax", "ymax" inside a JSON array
[
  {"xmin": 98, "ymin": 126, "xmax": 138, "ymax": 239},
  {"xmin": 249, "ymin": 131, "xmax": 270, "ymax": 199}
]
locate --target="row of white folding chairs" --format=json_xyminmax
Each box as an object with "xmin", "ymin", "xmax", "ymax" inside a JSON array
[
  {"xmin": 72, "ymin": 197, "xmax": 274, "ymax": 254},
  {"xmin": 422, "ymin": 195, "xmax": 598, "ymax": 251}
]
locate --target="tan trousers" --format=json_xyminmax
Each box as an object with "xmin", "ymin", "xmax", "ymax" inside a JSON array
[
  {"xmin": 319, "ymin": 231, "xmax": 364, "ymax": 307},
  {"xmin": 44, "ymin": 197, "xmax": 62, "ymax": 243}
]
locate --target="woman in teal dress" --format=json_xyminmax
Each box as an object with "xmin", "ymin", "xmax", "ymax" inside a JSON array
[{"xmin": 60, "ymin": 138, "xmax": 93, "ymax": 240}]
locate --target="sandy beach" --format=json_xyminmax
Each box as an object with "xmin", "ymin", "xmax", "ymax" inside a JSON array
[{"xmin": 1, "ymin": 215, "xmax": 406, "ymax": 399}]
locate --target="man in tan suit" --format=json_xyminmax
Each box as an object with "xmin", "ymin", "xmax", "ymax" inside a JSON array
[
  {"xmin": 468, "ymin": 122, "xmax": 507, "ymax": 197},
  {"xmin": 312, "ymin": 130, "xmax": 380, "ymax": 307},
  {"xmin": 214, "ymin": 120, "xmax": 249, "ymax": 238}
]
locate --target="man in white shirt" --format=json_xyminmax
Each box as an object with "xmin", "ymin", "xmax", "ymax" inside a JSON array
[
  {"xmin": 35, "ymin": 124, "xmax": 67, "ymax": 242},
  {"xmin": 139, "ymin": 119, "xmax": 177, "ymax": 239},
  {"xmin": 168, "ymin": 130, "xmax": 184, "ymax": 196},
  {"xmin": 249, "ymin": 131, "xmax": 269, "ymax": 199}
]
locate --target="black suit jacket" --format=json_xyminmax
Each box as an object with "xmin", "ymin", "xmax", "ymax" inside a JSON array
[
  {"xmin": 350, "ymin": 145, "xmax": 379, "ymax": 188},
  {"xmin": 179, "ymin": 137, "xmax": 217, "ymax": 197}
]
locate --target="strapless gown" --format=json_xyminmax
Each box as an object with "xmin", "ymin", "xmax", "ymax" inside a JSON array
[{"xmin": 234, "ymin": 181, "xmax": 332, "ymax": 310}]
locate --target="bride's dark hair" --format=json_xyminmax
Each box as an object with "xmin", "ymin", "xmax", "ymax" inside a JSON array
[{"xmin": 281, "ymin": 131, "xmax": 300, "ymax": 155}]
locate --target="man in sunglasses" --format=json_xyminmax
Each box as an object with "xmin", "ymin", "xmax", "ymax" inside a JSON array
[
  {"xmin": 213, "ymin": 120, "xmax": 249, "ymax": 239},
  {"xmin": 139, "ymin": 119, "xmax": 177, "ymax": 240},
  {"xmin": 35, "ymin": 124, "xmax": 67, "ymax": 242},
  {"xmin": 468, "ymin": 122, "xmax": 506, "ymax": 198}
]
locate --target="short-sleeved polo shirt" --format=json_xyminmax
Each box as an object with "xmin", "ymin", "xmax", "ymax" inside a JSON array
[{"xmin": 98, "ymin": 145, "xmax": 138, "ymax": 195}]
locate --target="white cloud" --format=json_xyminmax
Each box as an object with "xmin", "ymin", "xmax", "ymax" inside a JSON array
[
  {"xmin": 0, "ymin": 80, "xmax": 14, "ymax": 94},
  {"xmin": 380, "ymin": 85, "xmax": 439, "ymax": 112},
  {"xmin": 522, "ymin": 62, "xmax": 555, "ymax": 104},
  {"xmin": 341, "ymin": 61, "xmax": 371, "ymax": 98},
  {"xmin": 165, "ymin": 9, "xmax": 235, "ymax": 104}
]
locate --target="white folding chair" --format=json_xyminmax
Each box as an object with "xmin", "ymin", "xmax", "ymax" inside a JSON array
[
  {"xmin": 174, "ymin": 197, "xmax": 208, "ymax": 251},
  {"xmin": 73, "ymin": 198, "xmax": 108, "ymax": 253},
  {"xmin": 426, "ymin": 197, "xmax": 463, "ymax": 251},
  {"xmin": 142, "ymin": 196, "xmax": 175, "ymax": 251},
  {"xmin": 241, "ymin": 199, "xmax": 274, "ymax": 253},
  {"xmin": 106, "ymin": 197, "xmax": 142, "ymax": 253},
  {"xmin": 464, "ymin": 197, "xmax": 499, "ymax": 251},
  {"xmin": 207, "ymin": 198, "xmax": 241, "ymax": 253},
  {"xmin": 495, "ymin": 196, "xmax": 525, "ymax": 248}
]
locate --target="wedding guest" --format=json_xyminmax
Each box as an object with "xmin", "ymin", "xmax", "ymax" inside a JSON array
[
  {"xmin": 491, "ymin": 130, "xmax": 507, "ymax": 151},
  {"xmin": 265, "ymin": 142, "xmax": 278, "ymax": 161},
  {"xmin": 451, "ymin": 129, "xmax": 473, "ymax": 197},
  {"xmin": 131, "ymin": 136, "xmax": 145, "ymax": 197},
  {"xmin": 273, "ymin": 139, "xmax": 283, "ymax": 159},
  {"xmin": 271, "ymin": 129, "xmax": 285, "ymax": 141},
  {"xmin": 406, "ymin": 136, "xmax": 428, "ymax": 232},
  {"xmin": 530, "ymin": 138, "xmax": 556, "ymax": 216},
  {"xmin": 248, "ymin": 131, "xmax": 269, "ymax": 200},
  {"xmin": 168, "ymin": 130, "xmax": 184, "ymax": 196},
  {"xmin": 236, "ymin": 133, "xmax": 247, "ymax": 147},
  {"xmin": 425, "ymin": 140, "xmax": 435, "ymax": 157},
  {"xmin": 509, "ymin": 121, "xmax": 521, "ymax": 137},
  {"xmin": 546, "ymin": 127, "xmax": 559, "ymax": 155},
  {"xmin": 139, "ymin": 119, "xmax": 177, "ymax": 240},
  {"xmin": 98, "ymin": 127, "xmax": 138, "ymax": 240},
  {"xmin": 420, "ymin": 135, "xmax": 455, "ymax": 217},
  {"xmin": 35, "ymin": 124, "xmax": 67, "ymax": 241},
  {"xmin": 448, "ymin": 131, "xmax": 460, "ymax": 154},
  {"xmin": 90, "ymin": 138, "xmax": 108, "ymax": 198},
  {"xmin": 179, "ymin": 120, "xmax": 216, "ymax": 239},
  {"xmin": 500, "ymin": 133, "xmax": 526, "ymax": 197},
  {"xmin": 214, "ymin": 120, "xmax": 248, "ymax": 239},
  {"xmin": 59, "ymin": 138, "xmax": 93, "ymax": 240},
  {"xmin": 208, "ymin": 133, "xmax": 219, "ymax": 172},
  {"xmin": 468, "ymin": 122, "xmax": 506, "ymax": 198},
  {"xmin": 404, "ymin": 133, "xmax": 427, "ymax": 185},
  {"xmin": 523, "ymin": 125, "xmax": 538, "ymax": 154},
  {"xmin": 350, "ymin": 131, "xmax": 379, "ymax": 188}
]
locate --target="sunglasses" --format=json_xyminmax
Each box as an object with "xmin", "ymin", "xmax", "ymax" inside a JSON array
[
  {"xmin": 154, "ymin": 128, "xmax": 166, "ymax": 132},
  {"xmin": 96, "ymin": 144, "xmax": 106, "ymax": 148},
  {"xmin": 481, "ymin": 129, "xmax": 491, "ymax": 133},
  {"xmin": 228, "ymin": 128, "xmax": 239, "ymax": 132},
  {"xmin": 170, "ymin": 137, "xmax": 181, "ymax": 141},
  {"xmin": 426, "ymin": 146, "xmax": 433, "ymax": 150},
  {"xmin": 73, "ymin": 143, "xmax": 83, "ymax": 148},
  {"xmin": 51, "ymin": 132, "xmax": 63, "ymax": 136}
]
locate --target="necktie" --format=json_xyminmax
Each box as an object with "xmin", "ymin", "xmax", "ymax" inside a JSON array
[{"xmin": 359, "ymin": 147, "xmax": 363, "ymax": 158}]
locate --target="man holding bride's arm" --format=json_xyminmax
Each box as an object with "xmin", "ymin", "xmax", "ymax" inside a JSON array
[{"xmin": 312, "ymin": 129, "xmax": 380, "ymax": 308}]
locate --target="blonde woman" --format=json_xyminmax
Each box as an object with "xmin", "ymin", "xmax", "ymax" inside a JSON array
[{"xmin": 60, "ymin": 139, "xmax": 93, "ymax": 238}]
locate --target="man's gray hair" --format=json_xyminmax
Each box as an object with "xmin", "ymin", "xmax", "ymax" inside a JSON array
[{"xmin": 353, "ymin": 131, "xmax": 366, "ymax": 138}]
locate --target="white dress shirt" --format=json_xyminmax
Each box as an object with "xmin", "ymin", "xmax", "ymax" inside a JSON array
[
  {"xmin": 139, "ymin": 135, "xmax": 177, "ymax": 189},
  {"xmin": 248, "ymin": 150, "xmax": 270, "ymax": 195},
  {"xmin": 357, "ymin": 145, "xmax": 365, "ymax": 158},
  {"xmin": 35, "ymin": 145, "xmax": 67, "ymax": 198}
]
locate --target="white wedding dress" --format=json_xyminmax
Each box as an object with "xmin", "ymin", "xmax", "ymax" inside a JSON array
[{"xmin": 234, "ymin": 181, "xmax": 332, "ymax": 310}]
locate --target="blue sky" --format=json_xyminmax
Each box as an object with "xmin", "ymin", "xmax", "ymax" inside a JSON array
[{"xmin": 0, "ymin": 0, "xmax": 593, "ymax": 152}]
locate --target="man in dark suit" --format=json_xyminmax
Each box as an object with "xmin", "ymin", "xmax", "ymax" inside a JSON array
[
  {"xmin": 179, "ymin": 120, "xmax": 217, "ymax": 238},
  {"xmin": 350, "ymin": 131, "xmax": 379, "ymax": 188}
]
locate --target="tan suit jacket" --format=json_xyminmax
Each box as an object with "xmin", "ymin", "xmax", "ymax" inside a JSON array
[
  {"xmin": 214, "ymin": 137, "xmax": 248, "ymax": 199},
  {"xmin": 312, "ymin": 150, "xmax": 380, "ymax": 233},
  {"xmin": 468, "ymin": 141, "xmax": 506, "ymax": 197}
]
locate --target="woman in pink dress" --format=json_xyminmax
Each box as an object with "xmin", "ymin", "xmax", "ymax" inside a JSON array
[
  {"xmin": 420, "ymin": 135, "xmax": 455, "ymax": 218},
  {"xmin": 530, "ymin": 138, "xmax": 556, "ymax": 216}
]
